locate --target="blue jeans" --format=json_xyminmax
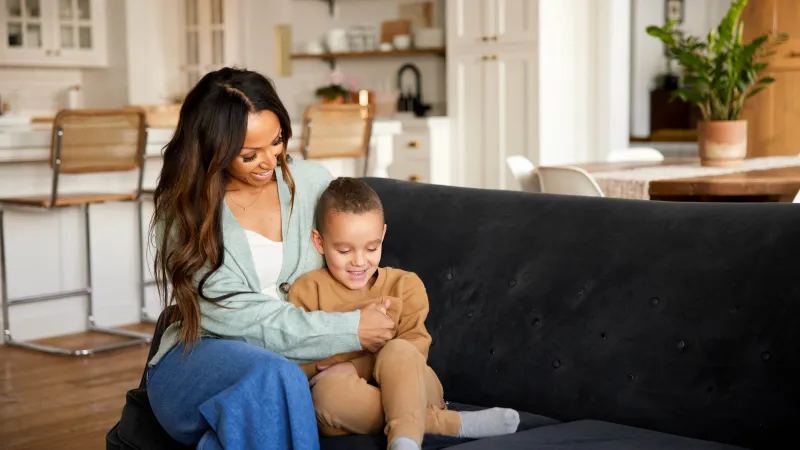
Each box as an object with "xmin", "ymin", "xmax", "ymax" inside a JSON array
[{"xmin": 146, "ymin": 337, "xmax": 321, "ymax": 450}]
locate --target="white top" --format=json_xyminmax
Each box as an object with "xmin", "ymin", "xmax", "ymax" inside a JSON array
[{"xmin": 244, "ymin": 230, "xmax": 284, "ymax": 300}]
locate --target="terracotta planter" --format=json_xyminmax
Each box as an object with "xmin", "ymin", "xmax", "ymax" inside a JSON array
[
  {"xmin": 697, "ymin": 120, "xmax": 747, "ymax": 167},
  {"xmin": 320, "ymin": 95, "xmax": 345, "ymax": 104}
]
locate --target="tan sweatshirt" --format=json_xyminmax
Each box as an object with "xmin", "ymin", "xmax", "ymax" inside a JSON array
[{"xmin": 287, "ymin": 267, "xmax": 432, "ymax": 380}]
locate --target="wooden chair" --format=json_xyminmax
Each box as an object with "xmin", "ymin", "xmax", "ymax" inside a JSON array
[
  {"xmin": 0, "ymin": 108, "xmax": 153, "ymax": 355},
  {"xmin": 298, "ymin": 104, "xmax": 374, "ymax": 176}
]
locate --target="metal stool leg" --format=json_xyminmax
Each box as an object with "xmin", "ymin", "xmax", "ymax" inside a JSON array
[
  {"xmin": 1, "ymin": 210, "xmax": 11, "ymax": 346},
  {"xmin": 1, "ymin": 206, "xmax": 151, "ymax": 356},
  {"xmin": 138, "ymin": 198, "xmax": 157, "ymax": 323}
]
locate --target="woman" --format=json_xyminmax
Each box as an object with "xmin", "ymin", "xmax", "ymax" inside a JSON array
[{"xmin": 145, "ymin": 67, "xmax": 396, "ymax": 450}]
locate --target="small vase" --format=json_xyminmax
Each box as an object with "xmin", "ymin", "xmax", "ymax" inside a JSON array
[{"xmin": 697, "ymin": 120, "xmax": 747, "ymax": 167}]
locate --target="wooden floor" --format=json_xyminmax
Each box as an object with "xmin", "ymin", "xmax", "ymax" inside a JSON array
[{"xmin": 0, "ymin": 324, "xmax": 155, "ymax": 450}]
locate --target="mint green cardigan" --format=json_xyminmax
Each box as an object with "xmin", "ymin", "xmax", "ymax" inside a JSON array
[{"xmin": 148, "ymin": 159, "xmax": 362, "ymax": 367}]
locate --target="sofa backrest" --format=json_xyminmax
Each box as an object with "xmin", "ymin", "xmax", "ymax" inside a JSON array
[{"xmin": 365, "ymin": 177, "xmax": 800, "ymax": 450}]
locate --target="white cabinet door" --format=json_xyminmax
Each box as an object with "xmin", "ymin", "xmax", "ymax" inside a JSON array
[
  {"xmin": 50, "ymin": 0, "xmax": 107, "ymax": 67},
  {"xmin": 485, "ymin": 48, "xmax": 537, "ymax": 190},
  {"xmin": 448, "ymin": 52, "xmax": 490, "ymax": 188},
  {"xmin": 446, "ymin": 0, "xmax": 494, "ymax": 49},
  {"xmin": 494, "ymin": 0, "xmax": 537, "ymax": 45},
  {"xmin": 0, "ymin": 0, "xmax": 107, "ymax": 67},
  {"xmin": 0, "ymin": 0, "xmax": 50, "ymax": 65}
]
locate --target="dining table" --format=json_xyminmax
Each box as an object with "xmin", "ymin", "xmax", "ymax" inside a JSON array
[{"xmin": 567, "ymin": 156, "xmax": 800, "ymax": 202}]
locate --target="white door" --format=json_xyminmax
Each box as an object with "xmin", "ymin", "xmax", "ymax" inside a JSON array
[
  {"xmin": 448, "ymin": 52, "xmax": 490, "ymax": 188},
  {"xmin": 446, "ymin": 0, "xmax": 495, "ymax": 49},
  {"xmin": 486, "ymin": 48, "xmax": 538, "ymax": 190},
  {"xmin": 494, "ymin": 0, "xmax": 538, "ymax": 45}
]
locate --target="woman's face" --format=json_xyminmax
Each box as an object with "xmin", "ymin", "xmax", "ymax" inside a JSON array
[{"xmin": 226, "ymin": 110, "xmax": 285, "ymax": 187}]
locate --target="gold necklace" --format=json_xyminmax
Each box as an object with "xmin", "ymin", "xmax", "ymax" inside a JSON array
[{"xmin": 227, "ymin": 186, "xmax": 265, "ymax": 211}]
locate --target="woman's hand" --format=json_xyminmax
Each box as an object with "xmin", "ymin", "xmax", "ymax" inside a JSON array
[
  {"xmin": 358, "ymin": 299, "xmax": 395, "ymax": 352},
  {"xmin": 310, "ymin": 361, "xmax": 357, "ymax": 387}
]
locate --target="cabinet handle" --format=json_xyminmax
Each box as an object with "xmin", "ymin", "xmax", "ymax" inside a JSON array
[
  {"xmin": 482, "ymin": 55, "xmax": 489, "ymax": 61},
  {"xmin": 408, "ymin": 175, "xmax": 421, "ymax": 182},
  {"xmin": 491, "ymin": 54, "xmax": 498, "ymax": 60},
  {"xmin": 46, "ymin": 49, "xmax": 52, "ymax": 56},
  {"xmin": 790, "ymin": 50, "xmax": 800, "ymax": 57},
  {"xmin": 481, "ymin": 36, "xmax": 489, "ymax": 42},
  {"xmin": 407, "ymin": 140, "xmax": 421, "ymax": 148},
  {"xmin": 491, "ymin": 35, "xmax": 499, "ymax": 41}
]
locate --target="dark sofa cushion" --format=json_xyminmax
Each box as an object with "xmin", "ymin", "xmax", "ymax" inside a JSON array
[
  {"xmin": 445, "ymin": 420, "xmax": 746, "ymax": 450},
  {"xmin": 363, "ymin": 178, "xmax": 800, "ymax": 450},
  {"xmin": 320, "ymin": 402, "xmax": 560, "ymax": 450}
]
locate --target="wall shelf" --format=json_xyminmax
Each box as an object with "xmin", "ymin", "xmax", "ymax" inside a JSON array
[{"xmin": 291, "ymin": 48, "xmax": 446, "ymax": 69}]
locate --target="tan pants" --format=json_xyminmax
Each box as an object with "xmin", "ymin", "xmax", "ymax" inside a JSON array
[{"xmin": 312, "ymin": 339, "xmax": 462, "ymax": 446}]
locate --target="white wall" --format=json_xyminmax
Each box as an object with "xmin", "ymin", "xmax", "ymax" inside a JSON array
[
  {"xmin": 124, "ymin": 0, "xmax": 182, "ymax": 105},
  {"xmin": 630, "ymin": 0, "xmax": 730, "ymax": 138}
]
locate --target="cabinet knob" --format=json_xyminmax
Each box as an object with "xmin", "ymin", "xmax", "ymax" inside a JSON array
[
  {"xmin": 790, "ymin": 50, "xmax": 800, "ymax": 58},
  {"xmin": 481, "ymin": 36, "xmax": 489, "ymax": 42},
  {"xmin": 491, "ymin": 54, "xmax": 498, "ymax": 60},
  {"xmin": 491, "ymin": 35, "xmax": 499, "ymax": 41},
  {"xmin": 408, "ymin": 175, "xmax": 421, "ymax": 182},
  {"xmin": 407, "ymin": 140, "xmax": 421, "ymax": 148},
  {"xmin": 482, "ymin": 55, "xmax": 489, "ymax": 61},
  {"xmin": 54, "ymin": 49, "xmax": 61, "ymax": 56}
]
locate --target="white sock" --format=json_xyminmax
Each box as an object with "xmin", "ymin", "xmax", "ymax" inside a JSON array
[
  {"xmin": 389, "ymin": 437, "xmax": 419, "ymax": 450},
  {"xmin": 457, "ymin": 408, "xmax": 520, "ymax": 438}
]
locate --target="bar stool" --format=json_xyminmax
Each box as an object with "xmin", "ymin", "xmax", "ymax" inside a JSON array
[
  {"xmin": 0, "ymin": 108, "xmax": 153, "ymax": 356},
  {"xmin": 298, "ymin": 104, "xmax": 374, "ymax": 176}
]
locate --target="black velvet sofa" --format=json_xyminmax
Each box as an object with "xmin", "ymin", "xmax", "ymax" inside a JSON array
[{"xmin": 108, "ymin": 178, "xmax": 800, "ymax": 449}]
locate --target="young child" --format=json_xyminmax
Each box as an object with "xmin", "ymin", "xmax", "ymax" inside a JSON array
[{"xmin": 287, "ymin": 177, "xmax": 520, "ymax": 450}]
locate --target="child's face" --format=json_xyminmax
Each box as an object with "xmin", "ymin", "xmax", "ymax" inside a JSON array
[{"xmin": 312, "ymin": 210, "xmax": 386, "ymax": 290}]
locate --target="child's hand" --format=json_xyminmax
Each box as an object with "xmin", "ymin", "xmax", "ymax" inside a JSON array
[{"xmin": 310, "ymin": 361, "xmax": 358, "ymax": 387}]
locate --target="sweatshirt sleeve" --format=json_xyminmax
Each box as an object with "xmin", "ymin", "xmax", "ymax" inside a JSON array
[
  {"xmin": 395, "ymin": 273, "xmax": 433, "ymax": 359},
  {"xmin": 197, "ymin": 259, "xmax": 362, "ymax": 364}
]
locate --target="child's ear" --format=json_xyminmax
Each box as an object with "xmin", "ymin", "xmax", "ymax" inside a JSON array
[{"xmin": 311, "ymin": 229, "xmax": 325, "ymax": 255}]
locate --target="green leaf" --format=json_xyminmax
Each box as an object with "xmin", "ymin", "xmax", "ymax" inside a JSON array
[
  {"xmin": 759, "ymin": 77, "xmax": 775, "ymax": 84},
  {"xmin": 746, "ymin": 86, "xmax": 765, "ymax": 98}
]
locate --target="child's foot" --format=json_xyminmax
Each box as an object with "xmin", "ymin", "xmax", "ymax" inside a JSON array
[
  {"xmin": 457, "ymin": 408, "xmax": 520, "ymax": 438},
  {"xmin": 389, "ymin": 437, "xmax": 419, "ymax": 450}
]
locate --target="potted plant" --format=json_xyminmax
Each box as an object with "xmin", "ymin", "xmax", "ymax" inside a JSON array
[
  {"xmin": 647, "ymin": 0, "xmax": 787, "ymax": 166},
  {"xmin": 314, "ymin": 68, "xmax": 351, "ymax": 104}
]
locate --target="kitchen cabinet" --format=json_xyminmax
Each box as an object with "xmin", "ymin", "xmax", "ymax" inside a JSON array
[
  {"xmin": 0, "ymin": 0, "xmax": 107, "ymax": 67},
  {"xmin": 447, "ymin": 0, "xmax": 537, "ymax": 49},
  {"xmin": 447, "ymin": 0, "xmax": 538, "ymax": 190},
  {"xmin": 388, "ymin": 117, "xmax": 454, "ymax": 186},
  {"xmin": 740, "ymin": 0, "xmax": 800, "ymax": 158}
]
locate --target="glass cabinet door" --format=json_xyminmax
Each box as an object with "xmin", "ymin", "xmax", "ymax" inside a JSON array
[
  {"xmin": 4, "ymin": 0, "xmax": 44, "ymax": 52},
  {"xmin": 182, "ymin": 0, "xmax": 230, "ymax": 91}
]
